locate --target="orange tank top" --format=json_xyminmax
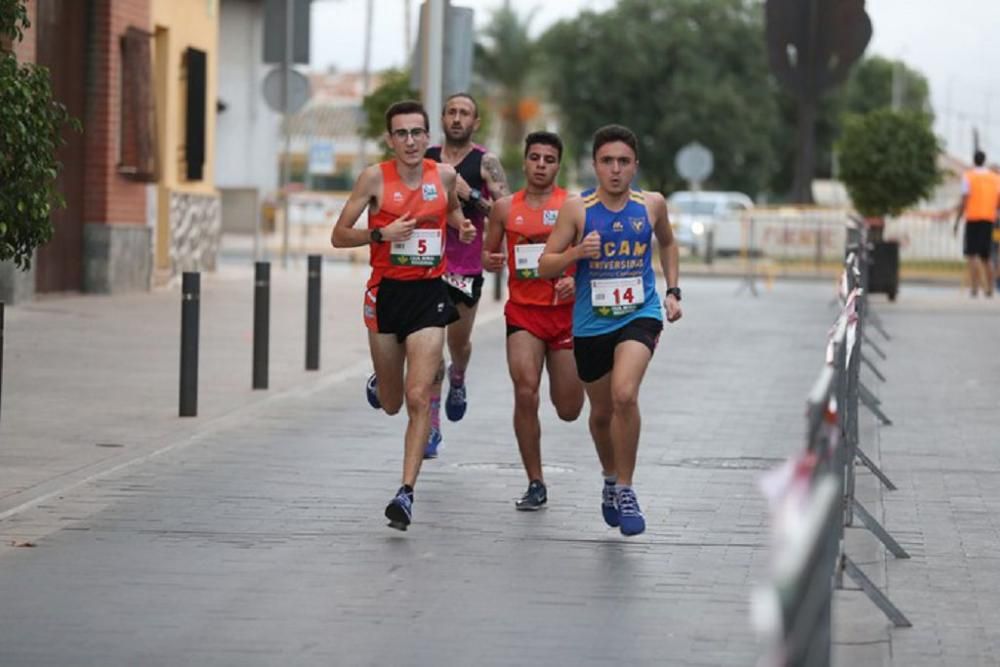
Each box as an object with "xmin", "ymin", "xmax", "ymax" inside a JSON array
[
  {"xmin": 505, "ymin": 187, "xmax": 572, "ymax": 306},
  {"xmin": 368, "ymin": 159, "xmax": 449, "ymax": 288},
  {"xmin": 964, "ymin": 169, "xmax": 1000, "ymax": 222}
]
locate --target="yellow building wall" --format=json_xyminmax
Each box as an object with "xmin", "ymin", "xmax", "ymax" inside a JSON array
[{"xmin": 151, "ymin": 0, "xmax": 219, "ymax": 271}]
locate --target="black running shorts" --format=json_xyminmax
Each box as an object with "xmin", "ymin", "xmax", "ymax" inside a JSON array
[
  {"xmin": 443, "ymin": 273, "xmax": 485, "ymax": 308},
  {"xmin": 964, "ymin": 220, "xmax": 993, "ymax": 260},
  {"xmin": 365, "ymin": 278, "xmax": 459, "ymax": 343},
  {"xmin": 573, "ymin": 317, "xmax": 664, "ymax": 383}
]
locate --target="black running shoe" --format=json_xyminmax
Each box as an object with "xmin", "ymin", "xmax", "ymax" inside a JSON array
[
  {"xmin": 385, "ymin": 487, "xmax": 413, "ymax": 530},
  {"xmin": 515, "ymin": 480, "xmax": 547, "ymax": 511}
]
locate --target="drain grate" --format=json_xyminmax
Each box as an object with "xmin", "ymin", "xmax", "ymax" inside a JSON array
[{"xmin": 660, "ymin": 457, "xmax": 784, "ymax": 471}]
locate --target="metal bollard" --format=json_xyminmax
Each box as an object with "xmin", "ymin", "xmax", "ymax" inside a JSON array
[
  {"xmin": 704, "ymin": 229, "xmax": 714, "ymax": 265},
  {"xmin": 179, "ymin": 273, "xmax": 200, "ymax": 417},
  {"xmin": 253, "ymin": 261, "xmax": 270, "ymax": 390},
  {"xmin": 0, "ymin": 302, "xmax": 4, "ymax": 424},
  {"xmin": 305, "ymin": 255, "xmax": 321, "ymax": 371}
]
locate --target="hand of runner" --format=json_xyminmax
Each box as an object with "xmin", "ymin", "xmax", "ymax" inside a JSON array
[
  {"xmin": 664, "ymin": 294, "xmax": 683, "ymax": 323},
  {"xmin": 383, "ymin": 213, "xmax": 416, "ymax": 242},
  {"xmin": 459, "ymin": 219, "xmax": 476, "ymax": 243},
  {"xmin": 482, "ymin": 250, "xmax": 506, "ymax": 272},
  {"xmin": 578, "ymin": 231, "xmax": 601, "ymax": 260},
  {"xmin": 554, "ymin": 276, "xmax": 575, "ymax": 300}
]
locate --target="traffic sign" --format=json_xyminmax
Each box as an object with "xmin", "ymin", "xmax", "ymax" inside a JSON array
[
  {"xmin": 675, "ymin": 142, "xmax": 714, "ymax": 185},
  {"xmin": 262, "ymin": 66, "xmax": 311, "ymax": 114}
]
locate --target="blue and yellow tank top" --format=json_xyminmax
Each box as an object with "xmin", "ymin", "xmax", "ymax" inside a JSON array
[{"xmin": 573, "ymin": 188, "xmax": 663, "ymax": 337}]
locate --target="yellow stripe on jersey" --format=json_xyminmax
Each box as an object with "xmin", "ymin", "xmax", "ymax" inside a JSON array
[
  {"xmin": 629, "ymin": 189, "xmax": 645, "ymax": 203},
  {"xmin": 582, "ymin": 193, "xmax": 600, "ymax": 208}
]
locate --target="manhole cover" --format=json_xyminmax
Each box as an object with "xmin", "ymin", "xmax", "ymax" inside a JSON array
[
  {"xmin": 661, "ymin": 457, "xmax": 784, "ymax": 471},
  {"xmin": 454, "ymin": 462, "xmax": 575, "ymax": 474}
]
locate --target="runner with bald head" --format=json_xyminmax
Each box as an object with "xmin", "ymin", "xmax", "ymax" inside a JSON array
[{"xmin": 423, "ymin": 93, "xmax": 510, "ymax": 458}]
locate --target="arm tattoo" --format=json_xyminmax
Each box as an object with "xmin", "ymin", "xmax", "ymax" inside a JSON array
[{"xmin": 482, "ymin": 153, "xmax": 510, "ymax": 198}]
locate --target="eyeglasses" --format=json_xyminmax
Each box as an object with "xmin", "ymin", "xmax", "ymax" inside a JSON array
[{"xmin": 390, "ymin": 127, "xmax": 429, "ymax": 141}]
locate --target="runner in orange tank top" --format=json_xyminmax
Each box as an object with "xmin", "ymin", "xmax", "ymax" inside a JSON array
[
  {"xmin": 331, "ymin": 100, "xmax": 475, "ymax": 530},
  {"xmin": 482, "ymin": 131, "xmax": 584, "ymax": 510}
]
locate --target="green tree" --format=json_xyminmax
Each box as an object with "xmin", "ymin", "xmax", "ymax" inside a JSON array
[
  {"xmin": 540, "ymin": 0, "xmax": 779, "ymax": 196},
  {"xmin": 770, "ymin": 56, "xmax": 934, "ymax": 199},
  {"xmin": 475, "ymin": 2, "xmax": 539, "ymax": 188},
  {"xmin": 361, "ymin": 68, "xmax": 419, "ymax": 141},
  {"xmin": 843, "ymin": 55, "xmax": 932, "ymax": 118},
  {"xmin": 0, "ymin": 0, "xmax": 76, "ymax": 269},
  {"xmin": 837, "ymin": 109, "xmax": 940, "ymax": 218}
]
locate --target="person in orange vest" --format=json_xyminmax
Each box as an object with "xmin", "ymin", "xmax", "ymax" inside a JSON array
[
  {"xmin": 331, "ymin": 100, "xmax": 475, "ymax": 530},
  {"xmin": 954, "ymin": 150, "xmax": 1000, "ymax": 297},
  {"xmin": 482, "ymin": 131, "xmax": 584, "ymax": 510},
  {"xmin": 991, "ymin": 163, "xmax": 1000, "ymax": 292}
]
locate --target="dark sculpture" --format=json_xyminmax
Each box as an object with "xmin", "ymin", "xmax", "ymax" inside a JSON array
[{"xmin": 766, "ymin": 0, "xmax": 872, "ymax": 203}]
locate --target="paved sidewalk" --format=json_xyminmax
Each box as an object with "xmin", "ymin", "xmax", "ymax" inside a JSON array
[
  {"xmin": 0, "ymin": 259, "xmax": 503, "ymax": 520},
  {"xmin": 0, "ymin": 268, "xmax": 996, "ymax": 665}
]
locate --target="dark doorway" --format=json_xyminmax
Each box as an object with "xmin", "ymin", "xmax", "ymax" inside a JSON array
[{"xmin": 34, "ymin": 0, "xmax": 88, "ymax": 293}]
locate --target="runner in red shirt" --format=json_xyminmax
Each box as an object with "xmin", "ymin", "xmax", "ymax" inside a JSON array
[
  {"xmin": 482, "ymin": 131, "xmax": 583, "ymax": 510},
  {"xmin": 331, "ymin": 100, "xmax": 475, "ymax": 530}
]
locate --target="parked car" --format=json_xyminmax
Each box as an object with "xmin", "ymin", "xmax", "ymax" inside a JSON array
[{"xmin": 667, "ymin": 191, "xmax": 754, "ymax": 257}]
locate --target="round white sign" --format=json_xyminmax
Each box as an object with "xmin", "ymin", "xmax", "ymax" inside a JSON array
[{"xmin": 675, "ymin": 142, "xmax": 714, "ymax": 184}]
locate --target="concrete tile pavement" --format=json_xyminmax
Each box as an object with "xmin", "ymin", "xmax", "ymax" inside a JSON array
[
  {"xmin": 0, "ymin": 259, "xmax": 504, "ymax": 520},
  {"xmin": 868, "ymin": 289, "xmax": 1000, "ymax": 666},
  {"xmin": 0, "ymin": 268, "xmax": 996, "ymax": 665}
]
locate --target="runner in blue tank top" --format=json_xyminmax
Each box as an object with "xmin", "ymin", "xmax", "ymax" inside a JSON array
[{"xmin": 539, "ymin": 124, "xmax": 683, "ymax": 537}]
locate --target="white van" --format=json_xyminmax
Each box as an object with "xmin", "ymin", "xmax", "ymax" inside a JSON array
[{"xmin": 667, "ymin": 191, "xmax": 754, "ymax": 256}]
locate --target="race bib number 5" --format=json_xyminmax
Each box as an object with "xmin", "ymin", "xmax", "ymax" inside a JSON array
[
  {"xmin": 591, "ymin": 276, "xmax": 644, "ymax": 317},
  {"xmin": 391, "ymin": 229, "xmax": 442, "ymax": 266},
  {"xmin": 514, "ymin": 243, "xmax": 545, "ymax": 279}
]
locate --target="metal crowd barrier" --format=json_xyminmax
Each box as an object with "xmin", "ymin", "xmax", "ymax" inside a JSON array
[{"xmin": 756, "ymin": 218, "xmax": 911, "ymax": 666}]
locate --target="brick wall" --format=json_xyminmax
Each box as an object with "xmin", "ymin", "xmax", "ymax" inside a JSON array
[{"xmin": 83, "ymin": 0, "xmax": 150, "ymax": 227}]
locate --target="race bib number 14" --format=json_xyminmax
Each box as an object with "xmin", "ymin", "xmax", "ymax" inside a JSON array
[{"xmin": 591, "ymin": 276, "xmax": 644, "ymax": 317}]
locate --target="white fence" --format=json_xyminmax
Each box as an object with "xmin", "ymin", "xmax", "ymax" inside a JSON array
[{"xmin": 746, "ymin": 207, "xmax": 961, "ymax": 263}]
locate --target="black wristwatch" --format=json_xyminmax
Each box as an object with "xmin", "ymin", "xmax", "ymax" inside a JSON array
[
  {"xmin": 369, "ymin": 228, "xmax": 383, "ymax": 243},
  {"xmin": 666, "ymin": 286, "xmax": 682, "ymax": 301}
]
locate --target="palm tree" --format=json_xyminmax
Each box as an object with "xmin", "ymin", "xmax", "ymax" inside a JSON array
[{"xmin": 475, "ymin": 1, "xmax": 539, "ymax": 184}]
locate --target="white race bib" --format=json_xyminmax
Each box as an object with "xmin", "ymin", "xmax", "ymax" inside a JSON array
[
  {"xmin": 591, "ymin": 276, "xmax": 644, "ymax": 317},
  {"xmin": 513, "ymin": 243, "xmax": 545, "ymax": 279},
  {"xmin": 391, "ymin": 229, "xmax": 442, "ymax": 267},
  {"xmin": 442, "ymin": 272, "xmax": 475, "ymax": 297}
]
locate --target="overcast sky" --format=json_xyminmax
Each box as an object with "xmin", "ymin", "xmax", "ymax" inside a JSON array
[{"xmin": 311, "ymin": 0, "xmax": 1000, "ymax": 161}]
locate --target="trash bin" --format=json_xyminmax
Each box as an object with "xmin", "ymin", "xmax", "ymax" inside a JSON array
[{"xmin": 868, "ymin": 240, "xmax": 899, "ymax": 302}]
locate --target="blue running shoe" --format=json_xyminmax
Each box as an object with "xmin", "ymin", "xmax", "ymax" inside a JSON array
[
  {"xmin": 602, "ymin": 480, "xmax": 620, "ymax": 527},
  {"xmin": 515, "ymin": 480, "xmax": 548, "ymax": 511},
  {"xmin": 445, "ymin": 382, "xmax": 467, "ymax": 422},
  {"xmin": 616, "ymin": 487, "xmax": 645, "ymax": 536},
  {"xmin": 385, "ymin": 487, "xmax": 413, "ymax": 530},
  {"xmin": 366, "ymin": 373, "xmax": 381, "ymax": 410},
  {"xmin": 423, "ymin": 427, "xmax": 442, "ymax": 459}
]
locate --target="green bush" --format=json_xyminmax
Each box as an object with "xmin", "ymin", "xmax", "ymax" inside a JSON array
[
  {"xmin": 837, "ymin": 109, "xmax": 940, "ymax": 218},
  {"xmin": 0, "ymin": 0, "xmax": 77, "ymax": 269}
]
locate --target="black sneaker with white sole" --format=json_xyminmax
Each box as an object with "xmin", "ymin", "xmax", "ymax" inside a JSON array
[{"xmin": 515, "ymin": 480, "xmax": 547, "ymax": 511}]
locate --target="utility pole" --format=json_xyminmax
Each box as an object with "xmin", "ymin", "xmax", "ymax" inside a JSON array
[
  {"xmin": 404, "ymin": 0, "xmax": 412, "ymax": 60},
  {"xmin": 280, "ymin": 0, "xmax": 293, "ymax": 269},
  {"xmin": 423, "ymin": 0, "xmax": 445, "ymax": 144},
  {"xmin": 358, "ymin": 0, "xmax": 374, "ymax": 173}
]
